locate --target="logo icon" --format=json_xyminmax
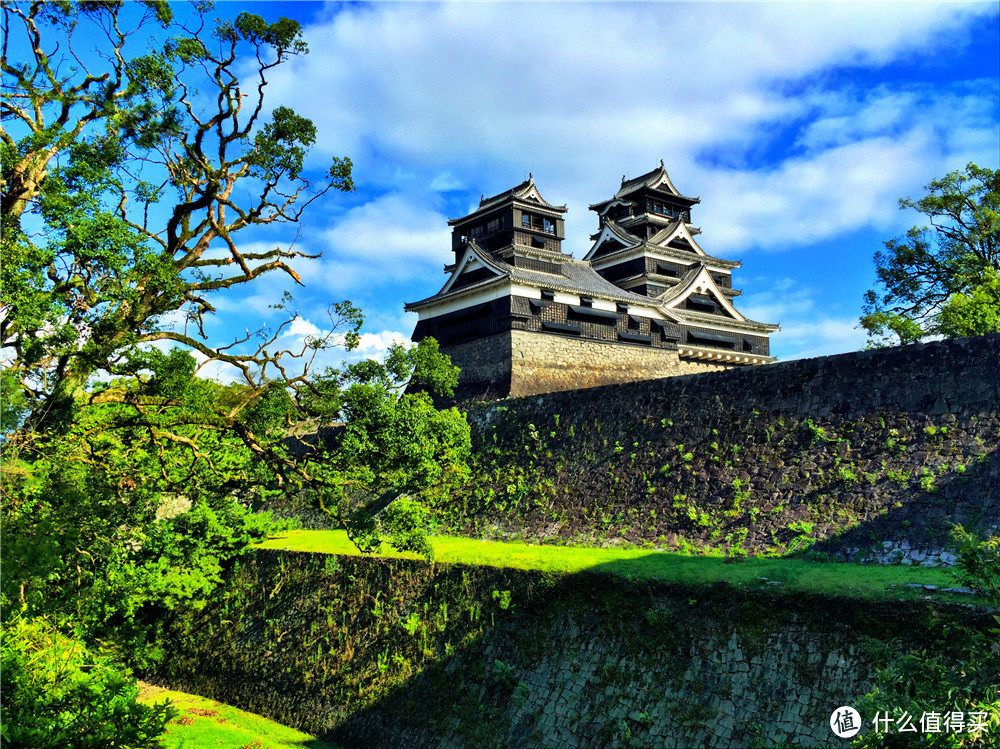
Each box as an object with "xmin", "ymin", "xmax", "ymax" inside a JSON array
[{"xmin": 830, "ymin": 706, "xmax": 862, "ymax": 738}]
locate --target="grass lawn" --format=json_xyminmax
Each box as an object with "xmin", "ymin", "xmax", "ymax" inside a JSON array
[
  {"xmin": 256, "ymin": 530, "xmax": 974, "ymax": 603},
  {"xmin": 138, "ymin": 683, "xmax": 337, "ymax": 749}
]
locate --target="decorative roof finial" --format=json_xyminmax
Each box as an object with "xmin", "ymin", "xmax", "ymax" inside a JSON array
[
  {"xmin": 621, "ymin": 174, "xmax": 626, "ymax": 185},
  {"xmin": 659, "ymin": 159, "xmax": 665, "ymax": 169}
]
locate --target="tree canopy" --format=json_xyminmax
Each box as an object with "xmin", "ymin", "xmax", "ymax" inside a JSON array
[
  {"xmin": 860, "ymin": 163, "xmax": 1000, "ymax": 346},
  {"xmin": 0, "ymin": 7, "xmax": 470, "ymax": 729}
]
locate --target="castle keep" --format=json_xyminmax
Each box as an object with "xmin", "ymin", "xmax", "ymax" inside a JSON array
[{"xmin": 406, "ymin": 163, "xmax": 779, "ymax": 399}]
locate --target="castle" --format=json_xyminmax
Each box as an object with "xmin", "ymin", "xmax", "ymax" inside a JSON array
[{"xmin": 406, "ymin": 162, "xmax": 779, "ymax": 400}]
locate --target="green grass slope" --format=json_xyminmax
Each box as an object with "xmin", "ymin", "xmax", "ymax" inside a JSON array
[
  {"xmin": 138, "ymin": 683, "xmax": 338, "ymax": 749},
  {"xmin": 257, "ymin": 529, "xmax": 974, "ymax": 602}
]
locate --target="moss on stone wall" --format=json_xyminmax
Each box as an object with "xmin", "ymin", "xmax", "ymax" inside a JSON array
[
  {"xmin": 435, "ymin": 336, "xmax": 1000, "ymax": 561},
  {"xmin": 146, "ymin": 551, "xmax": 993, "ymax": 748}
]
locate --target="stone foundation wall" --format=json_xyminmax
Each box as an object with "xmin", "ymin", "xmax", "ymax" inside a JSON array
[
  {"xmin": 509, "ymin": 329, "xmax": 689, "ymax": 397},
  {"xmin": 441, "ymin": 333, "xmax": 513, "ymax": 401},
  {"xmin": 451, "ymin": 335, "xmax": 1000, "ymax": 560},
  {"xmin": 151, "ymin": 552, "xmax": 982, "ymax": 749},
  {"xmin": 440, "ymin": 330, "xmax": 745, "ymax": 400}
]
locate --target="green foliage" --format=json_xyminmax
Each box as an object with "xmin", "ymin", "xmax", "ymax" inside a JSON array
[
  {"xmin": 786, "ymin": 520, "xmax": 814, "ymax": 535},
  {"xmin": 1, "ymin": 4, "xmax": 470, "ymax": 739},
  {"xmin": 0, "ymin": 616, "xmax": 176, "ymax": 748},
  {"xmin": 381, "ymin": 496, "xmax": 434, "ymax": 560},
  {"xmin": 852, "ymin": 528, "xmax": 1000, "ymax": 748},
  {"xmin": 861, "ymin": 164, "xmax": 1000, "ymax": 346},
  {"xmin": 935, "ymin": 267, "xmax": 1000, "ymax": 338},
  {"xmin": 492, "ymin": 589, "xmax": 513, "ymax": 610},
  {"xmin": 837, "ymin": 464, "xmax": 859, "ymax": 488},
  {"xmin": 802, "ymin": 418, "xmax": 835, "ymax": 445},
  {"xmin": 887, "ymin": 467, "xmax": 910, "ymax": 487}
]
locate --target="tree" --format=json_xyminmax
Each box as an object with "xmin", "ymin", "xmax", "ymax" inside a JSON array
[
  {"xmin": 852, "ymin": 527, "xmax": 1000, "ymax": 748},
  {"xmin": 1, "ymin": 615, "xmax": 177, "ymax": 748},
  {"xmin": 0, "ymin": 0, "xmax": 468, "ymax": 679},
  {"xmin": 2, "ymin": 1, "xmax": 354, "ymax": 445},
  {"xmin": 860, "ymin": 164, "xmax": 1000, "ymax": 346}
]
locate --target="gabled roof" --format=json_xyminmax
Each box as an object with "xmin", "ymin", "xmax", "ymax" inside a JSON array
[
  {"xmin": 438, "ymin": 242, "xmax": 504, "ymax": 295},
  {"xmin": 658, "ymin": 264, "xmax": 778, "ymax": 333},
  {"xmin": 658, "ymin": 264, "xmax": 743, "ymax": 318},
  {"xmin": 448, "ymin": 174, "xmax": 567, "ymax": 226},
  {"xmin": 649, "ymin": 219, "xmax": 708, "ymax": 256},
  {"xmin": 586, "ymin": 226, "xmax": 741, "ymax": 271},
  {"xmin": 406, "ymin": 240, "xmax": 683, "ymax": 315},
  {"xmin": 583, "ymin": 219, "xmax": 642, "ymax": 261},
  {"xmin": 589, "ymin": 160, "xmax": 699, "ymax": 211}
]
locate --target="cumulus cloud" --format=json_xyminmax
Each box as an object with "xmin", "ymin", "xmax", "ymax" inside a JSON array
[
  {"xmin": 255, "ymin": 2, "xmax": 996, "ymax": 264},
  {"xmin": 210, "ymin": 2, "xmax": 996, "ymax": 363},
  {"xmin": 316, "ymin": 193, "xmax": 451, "ymax": 288}
]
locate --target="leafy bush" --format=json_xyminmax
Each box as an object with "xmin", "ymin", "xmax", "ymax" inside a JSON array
[{"xmin": 0, "ymin": 616, "xmax": 176, "ymax": 748}]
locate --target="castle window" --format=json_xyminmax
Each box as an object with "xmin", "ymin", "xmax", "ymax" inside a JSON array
[
  {"xmin": 542, "ymin": 320, "xmax": 581, "ymax": 336},
  {"xmin": 686, "ymin": 297, "xmax": 718, "ymax": 315},
  {"xmin": 486, "ymin": 217, "xmax": 502, "ymax": 234},
  {"xmin": 688, "ymin": 330, "xmax": 734, "ymax": 349},
  {"xmin": 522, "ymin": 213, "xmax": 556, "ymax": 234},
  {"xmin": 646, "ymin": 198, "xmax": 678, "ymax": 217},
  {"xmin": 617, "ymin": 303, "xmax": 628, "ymax": 314},
  {"xmin": 579, "ymin": 296, "xmax": 593, "ymax": 308},
  {"xmin": 541, "ymin": 290, "xmax": 555, "ymax": 301}
]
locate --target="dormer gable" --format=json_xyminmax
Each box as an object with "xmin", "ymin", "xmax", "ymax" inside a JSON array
[
  {"xmin": 659, "ymin": 264, "xmax": 746, "ymax": 322},
  {"xmin": 583, "ymin": 220, "xmax": 642, "ymax": 261},
  {"xmin": 650, "ymin": 220, "xmax": 708, "ymax": 257},
  {"xmin": 439, "ymin": 241, "xmax": 505, "ymax": 295}
]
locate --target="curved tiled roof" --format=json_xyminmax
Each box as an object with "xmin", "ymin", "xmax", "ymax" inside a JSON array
[
  {"xmin": 589, "ymin": 160, "xmax": 699, "ymax": 210},
  {"xmin": 406, "ymin": 241, "xmax": 681, "ymax": 314},
  {"xmin": 449, "ymin": 174, "xmax": 567, "ymax": 225},
  {"xmin": 671, "ymin": 307, "xmax": 780, "ymax": 333},
  {"xmin": 589, "ymin": 239, "xmax": 741, "ymax": 271}
]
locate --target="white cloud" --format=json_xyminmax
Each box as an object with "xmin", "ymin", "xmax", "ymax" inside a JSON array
[
  {"xmin": 281, "ymin": 316, "xmax": 322, "ymax": 339},
  {"xmin": 316, "ymin": 193, "xmax": 451, "ymax": 289},
  {"xmin": 253, "ymin": 2, "xmax": 997, "ymax": 265},
  {"xmin": 429, "ymin": 173, "xmax": 464, "ymax": 192},
  {"xmin": 211, "ymin": 2, "xmax": 996, "ymax": 365},
  {"xmin": 355, "ymin": 330, "xmax": 410, "ymax": 358},
  {"xmin": 698, "ymin": 133, "xmax": 934, "ymax": 252}
]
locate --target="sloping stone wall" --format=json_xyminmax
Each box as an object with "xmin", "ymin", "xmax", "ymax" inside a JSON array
[
  {"xmin": 508, "ymin": 329, "xmax": 687, "ymax": 397},
  {"xmin": 446, "ymin": 335, "xmax": 1000, "ymax": 562},
  {"xmin": 150, "ymin": 551, "xmax": 979, "ymax": 749}
]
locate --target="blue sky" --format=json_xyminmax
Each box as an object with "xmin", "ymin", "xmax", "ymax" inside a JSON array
[
  {"xmin": 218, "ymin": 0, "xmax": 998, "ymax": 372},
  {"xmin": 38, "ymin": 1, "xmax": 1000, "ymax": 378}
]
